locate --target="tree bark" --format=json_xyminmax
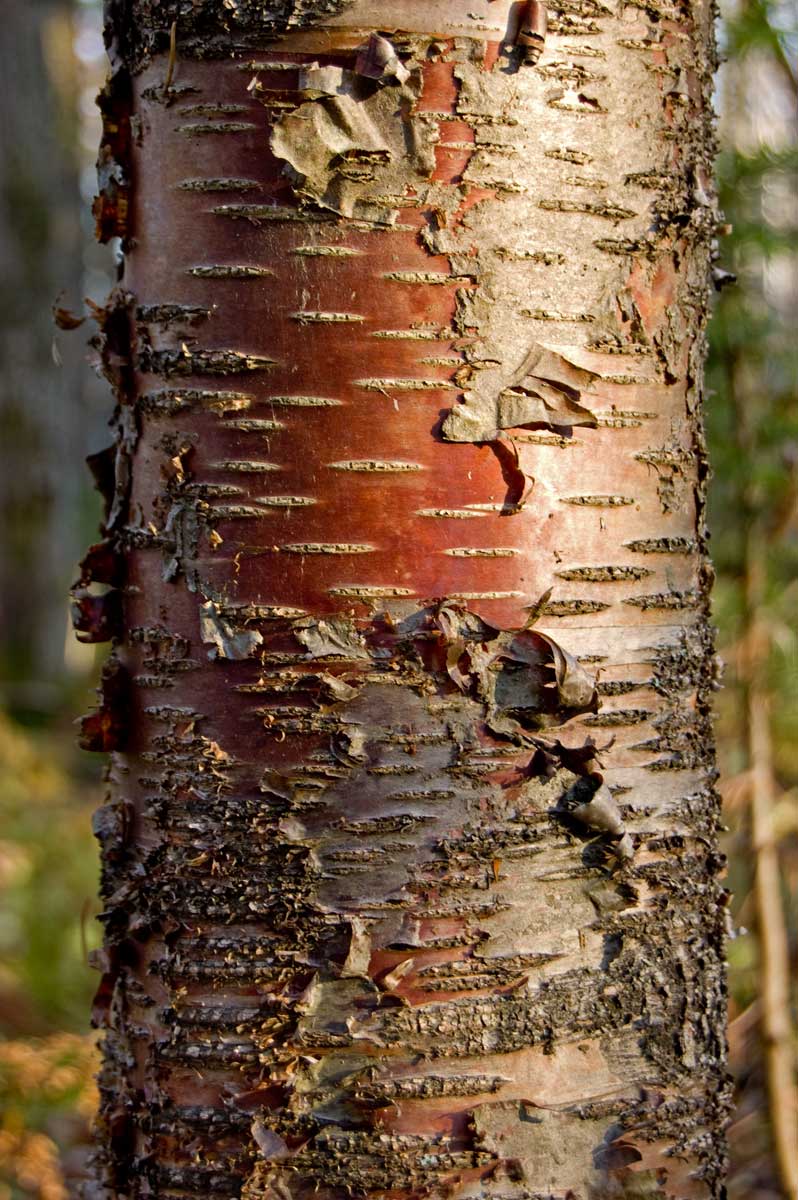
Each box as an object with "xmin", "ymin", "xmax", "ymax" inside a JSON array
[{"xmin": 84, "ymin": 2, "xmax": 729, "ymax": 1197}]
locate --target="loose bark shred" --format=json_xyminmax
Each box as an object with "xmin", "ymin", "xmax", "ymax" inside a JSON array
[{"xmin": 516, "ymin": 0, "xmax": 548, "ymax": 66}]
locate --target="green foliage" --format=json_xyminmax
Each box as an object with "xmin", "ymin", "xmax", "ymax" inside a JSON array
[
  {"xmin": 0, "ymin": 712, "xmax": 101, "ymax": 1034},
  {"xmin": 0, "ymin": 709, "xmax": 101, "ymax": 1197}
]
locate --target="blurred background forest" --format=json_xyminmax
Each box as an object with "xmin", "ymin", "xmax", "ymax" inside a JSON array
[{"xmin": 0, "ymin": 0, "xmax": 795, "ymax": 1196}]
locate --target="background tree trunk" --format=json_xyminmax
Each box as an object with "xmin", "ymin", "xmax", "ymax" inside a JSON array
[
  {"xmin": 85, "ymin": 2, "xmax": 728, "ymax": 1197},
  {"xmin": 0, "ymin": 0, "xmax": 88, "ymax": 699}
]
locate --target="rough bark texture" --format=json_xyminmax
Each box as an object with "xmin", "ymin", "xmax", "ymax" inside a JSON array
[{"xmin": 83, "ymin": 1, "xmax": 729, "ymax": 1197}]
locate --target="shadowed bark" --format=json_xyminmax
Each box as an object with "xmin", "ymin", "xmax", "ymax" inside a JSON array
[{"xmin": 81, "ymin": 2, "xmax": 729, "ymax": 1197}]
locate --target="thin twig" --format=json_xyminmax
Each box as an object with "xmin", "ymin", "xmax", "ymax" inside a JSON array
[
  {"xmin": 745, "ymin": 535, "xmax": 798, "ymax": 1200},
  {"xmin": 163, "ymin": 20, "xmax": 178, "ymax": 93}
]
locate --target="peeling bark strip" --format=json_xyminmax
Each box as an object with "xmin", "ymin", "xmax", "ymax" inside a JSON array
[{"xmin": 86, "ymin": 1, "xmax": 727, "ymax": 1197}]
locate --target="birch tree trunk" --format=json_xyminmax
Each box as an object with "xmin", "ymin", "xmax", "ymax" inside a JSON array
[{"xmin": 82, "ymin": 2, "xmax": 729, "ymax": 1197}]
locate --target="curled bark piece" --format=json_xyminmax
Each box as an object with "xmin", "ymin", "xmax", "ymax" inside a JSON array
[
  {"xmin": 260, "ymin": 770, "xmax": 294, "ymax": 802},
  {"xmin": 71, "ymin": 588, "xmax": 123, "ymax": 644},
  {"xmin": 442, "ymin": 345, "xmax": 599, "ymax": 443},
  {"xmin": 92, "ymin": 799, "xmax": 132, "ymax": 865},
  {"xmin": 53, "ymin": 300, "xmax": 86, "ymax": 330},
  {"xmin": 571, "ymin": 780, "xmax": 624, "ymax": 836},
  {"xmin": 563, "ymin": 773, "xmax": 635, "ymax": 863},
  {"xmin": 298, "ymin": 64, "xmax": 350, "ymax": 96},
  {"xmin": 517, "ymin": 0, "xmax": 547, "ymax": 65},
  {"xmin": 312, "ymin": 672, "xmax": 361, "ymax": 703},
  {"xmin": 614, "ymin": 831, "xmax": 635, "ymax": 862},
  {"xmin": 355, "ymin": 34, "xmax": 410, "ymax": 85},
  {"xmin": 531, "ymin": 735, "xmax": 612, "ymax": 779},
  {"xmin": 293, "ymin": 616, "xmax": 371, "ymax": 660},
  {"xmin": 342, "ymin": 918, "xmax": 372, "ymax": 977},
  {"xmin": 536, "ymin": 633, "xmax": 597, "ymax": 710},
  {"xmin": 431, "ymin": 604, "xmax": 598, "ymax": 738},
  {"xmin": 94, "ymin": 68, "xmax": 132, "ymax": 243},
  {"xmin": 78, "ymin": 656, "xmax": 129, "ymax": 753},
  {"xmin": 380, "ymin": 958, "xmax": 415, "ymax": 991},
  {"xmin": 270, "ymin": 65, "xmax": 437, "ymax": 224},
  {"xmin": 522, "ymin": 588, "xmax": 554, "ymax": 628},
  {"xmin": 200, "ymin": 599, "xmax": 264, "ymax": 660},
  {"xmin": 332, "ymin": 724, "xmax": 368, "ymax": 766},
  {"xmin": 251, "ymin": 1122, "xmax": 291, "ymax": 1161},
  {"xmin": 75, "ymin": 540, "xmax": 125, "ymax": 588}
]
